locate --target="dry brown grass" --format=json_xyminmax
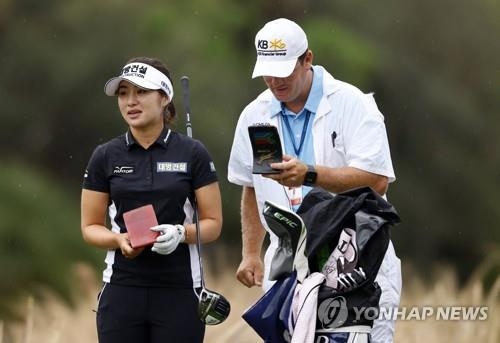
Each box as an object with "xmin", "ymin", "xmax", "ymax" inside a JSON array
[
  {"xmin": 395, "ymin": 264, "xmax": 499, "ymax": 342},
  {"xmin": 1, "ymin": 261, "xmax": 498, "ymax": 343}
]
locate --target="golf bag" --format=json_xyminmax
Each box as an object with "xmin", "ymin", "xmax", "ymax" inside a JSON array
[{"xmin": 243, "ymin": 186, "xmax": 400, "ymax": 343}]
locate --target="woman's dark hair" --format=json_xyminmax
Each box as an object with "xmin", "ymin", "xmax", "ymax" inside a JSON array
[{"xmin": 126, "ymin": 56, "xmax": 176, "ymax": 126}]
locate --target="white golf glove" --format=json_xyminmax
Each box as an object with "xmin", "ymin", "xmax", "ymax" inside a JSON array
[{"xmin": 150, "ymin": 224, "xmax": 186, "ymax": 255}]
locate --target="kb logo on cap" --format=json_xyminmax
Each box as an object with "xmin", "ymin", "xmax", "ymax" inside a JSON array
[{"xmin": 257, "ymin": 39, "xmax": 286, "ymax": 50}]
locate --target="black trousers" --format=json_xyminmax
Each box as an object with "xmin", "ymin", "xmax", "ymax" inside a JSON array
[{"xmin": 96, "ymin": 283, "xmax": 205, "ymax": 343}]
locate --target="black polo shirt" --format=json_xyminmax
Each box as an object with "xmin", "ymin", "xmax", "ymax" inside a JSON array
[{"xmin": 82, "ymin": 128, "xmax": 218, "ymax": 288}]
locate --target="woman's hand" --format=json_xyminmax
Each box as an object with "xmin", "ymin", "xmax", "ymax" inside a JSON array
[{"xmin": 118, "ymin": 233, "xmax": 144, "ymax": 258}]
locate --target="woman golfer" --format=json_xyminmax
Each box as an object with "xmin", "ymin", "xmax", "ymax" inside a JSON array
[{"xmin": 81, "ymin": 56, "xmax": 223, "ymax": 343}]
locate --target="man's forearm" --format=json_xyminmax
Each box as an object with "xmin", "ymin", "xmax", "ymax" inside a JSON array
[
  {"xmin": 266, "ymin": 156, "xmax": 389, "ymax": 196},
  {"xmin": 241, "ymin": 186, "xmax": 266, "ymax": 257},
  {"xmin": 315, "ymin": 166, "xmax": 389, "ymax": 195}
]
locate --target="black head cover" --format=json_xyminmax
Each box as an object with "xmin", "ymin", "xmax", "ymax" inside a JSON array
[{"xmin": 263, "ymin": 201, "xmax": 304, "ymax": 280}]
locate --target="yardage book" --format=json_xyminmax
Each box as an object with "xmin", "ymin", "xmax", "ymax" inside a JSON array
[
  {"xmin": 248, "ymin": 125, "xmax": 283, "ymax": 174},
  {"xmin": 123, "ymin": 204, "xmax": 159, "ymax": 248}
]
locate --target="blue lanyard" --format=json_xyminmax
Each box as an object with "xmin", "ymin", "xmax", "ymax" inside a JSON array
[{"xmin": 282, "ymin": 110, "xmax": 311, "ymax": 157}]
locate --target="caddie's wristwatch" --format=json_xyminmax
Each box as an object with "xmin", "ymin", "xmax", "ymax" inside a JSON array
[{"xmin": 302, "ymin": 164, "xmax": 317, "ymax": 186}]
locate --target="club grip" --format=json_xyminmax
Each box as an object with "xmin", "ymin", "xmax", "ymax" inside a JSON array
[
  {"xmin": 180, "ymin": 76, "xmax": 191, "ymax": 115},
  {"xmin": 180, "ymin": 76, "xmax": 192, "ymax": 138}
]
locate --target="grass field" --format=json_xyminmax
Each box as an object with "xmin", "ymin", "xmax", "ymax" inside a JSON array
[{"xmin": 1, "ymin": 261, "xmax": 498, "ymax": 343}]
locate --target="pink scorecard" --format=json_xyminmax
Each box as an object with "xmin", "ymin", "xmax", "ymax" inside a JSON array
[{"xmin": 123, "ymin": 204, "xmax": 159, "ymax": 248}]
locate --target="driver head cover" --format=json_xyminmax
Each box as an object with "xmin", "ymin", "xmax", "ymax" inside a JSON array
[{"xmin": 263, "ymin": 200, "xmax": 305, "ymax": 280}]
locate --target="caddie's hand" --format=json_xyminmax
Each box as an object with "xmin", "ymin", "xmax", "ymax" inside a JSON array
[
  {"xmin": 150, "ymin": 224, "xmax": 186, "ymax": 255},
  {"xmin": 265, "ymin": 155, "xmax": 308, "ymax": 187},
  {"xmin": 236, "ymin": 256, "xmax": 264, "ymax": 288}
]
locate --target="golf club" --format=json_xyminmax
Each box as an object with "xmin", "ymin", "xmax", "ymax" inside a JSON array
[{"xmin": 180, "ymin": 76, "xmax": 231, "ymax": 325}]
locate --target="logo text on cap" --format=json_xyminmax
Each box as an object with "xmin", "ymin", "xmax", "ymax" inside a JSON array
[
  {"xmin": 257, "ymin": 39, "xmax": 286, "ymax": 50},
  {"xmin": 122, "ymin": 64, "xmax": 147, "ymax": 75}
]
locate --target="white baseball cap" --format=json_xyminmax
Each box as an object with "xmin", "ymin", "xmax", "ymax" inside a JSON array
[
  {"xmin": 104, "ymin": 62, "xmax": 174, "ymax": 100},
  {"xmin": 252, "ymin": 18, "xmax": 308, "ymax": 78}
]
